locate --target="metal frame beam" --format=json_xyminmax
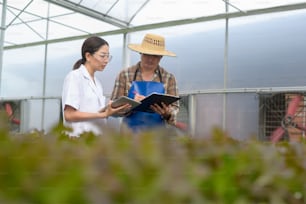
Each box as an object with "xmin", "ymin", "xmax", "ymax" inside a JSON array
[{"xmin": 43, "ymin": 0, "xmax": 128, "ymax": 28}]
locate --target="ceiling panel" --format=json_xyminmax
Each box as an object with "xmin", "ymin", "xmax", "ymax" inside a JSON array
[{"xmin": 132, "ymin": 0, "xmax": 226, "ymax": 25}]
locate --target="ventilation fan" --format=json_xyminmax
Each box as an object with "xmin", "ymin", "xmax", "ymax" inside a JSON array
[
  {"xmin": 269, "ymin": 94, "xmax": 306, "ymax": 142},
  {"xmin": 4, "ymin": 102, "xmax": 21, "ymax": 125}
]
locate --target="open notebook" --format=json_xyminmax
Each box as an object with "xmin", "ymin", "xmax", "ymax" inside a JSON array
[{"xmin": 133, "ymin": 92, "xmax": 180, "ymax": 113}]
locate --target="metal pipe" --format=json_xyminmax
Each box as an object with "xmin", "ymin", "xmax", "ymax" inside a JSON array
[
  {"xmin": 188, "ymin": 94, "xmax": 196, "ymax": 137},
  {"xmin": 0, "ymin": 0, "xmax": 7, "ymax": 96},
  {"xmin": 179, "ymin": 86, "xmax": 306, "ymax": 95},
  {"xmin": 223, "ymin": 0, "xmax": 229, "ymax": 130},
  {"xmin": 41, "ymin": 2, "xmax": 51, "ymax": 131}
]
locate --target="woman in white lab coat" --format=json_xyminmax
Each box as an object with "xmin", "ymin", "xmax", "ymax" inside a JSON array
[{"xmin": 62, "ymin": 36, "xmax": 129, "ymax": 137}]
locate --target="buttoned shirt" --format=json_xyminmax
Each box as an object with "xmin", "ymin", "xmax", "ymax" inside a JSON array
[
  {"xmin": 111, "ymin": 62, "xmax": 179, "ymax": 125},
  {"xmin": 62, "ymin": 65, "xmax": 106, "ymax": 136}
]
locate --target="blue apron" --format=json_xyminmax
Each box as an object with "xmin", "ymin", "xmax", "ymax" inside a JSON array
[{"xmin": 123, "ymin": 67, "xmax": 165, "ymax": 132}]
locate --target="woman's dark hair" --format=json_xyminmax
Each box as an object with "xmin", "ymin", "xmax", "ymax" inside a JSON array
[{"xmin": 73, "ymin": 36, "xmax": 109, "ymax": 70}]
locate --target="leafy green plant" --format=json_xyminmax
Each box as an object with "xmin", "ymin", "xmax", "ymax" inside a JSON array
[{"xmin": 0, "ymin": 119, "xmax": 305, "ymax": 204}]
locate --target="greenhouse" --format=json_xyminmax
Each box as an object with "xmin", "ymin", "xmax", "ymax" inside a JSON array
[
  {"xmin": 2, "ymin": 1, "xmax": 306, "ymax": 203},
  {"xmin": 1, "ymin": 0, "xmax": 306, "ymax": 140}
]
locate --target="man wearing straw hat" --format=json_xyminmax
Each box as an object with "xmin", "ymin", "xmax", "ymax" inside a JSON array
[{"xmin": 111, "ymin": 33, "xmax": 179, "ymax": 132}]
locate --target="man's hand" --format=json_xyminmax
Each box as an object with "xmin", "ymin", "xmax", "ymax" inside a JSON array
[{"xmin": 150, "ymin": 102, "xmax": 171, "ymax": 120}]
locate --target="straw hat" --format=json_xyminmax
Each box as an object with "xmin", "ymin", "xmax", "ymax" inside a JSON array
[{"xmin": 128, "ymin": 33, "xmax": 176, "ymax": 57}]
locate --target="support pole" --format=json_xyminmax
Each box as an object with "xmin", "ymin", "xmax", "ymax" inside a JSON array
[
  {"xmin": 41, "ymin": 3, "xmax": 51, "ymax": 131},
  {"xmin": 0, "ymin": 0, "xmax": 7, "ymax": 96},
  {"xmin": 223, "ymin": 0, "xmax": 229, "ymax": 130}
]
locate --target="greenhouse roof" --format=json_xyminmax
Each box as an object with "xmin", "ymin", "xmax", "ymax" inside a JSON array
[{"xmin": 2, "ymin": 0, "xmax": 306, "ymax": 49}]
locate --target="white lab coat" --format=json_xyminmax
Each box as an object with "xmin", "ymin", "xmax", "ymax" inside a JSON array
[{"xmin": 62, "ymin": 65, "xmax": 106, "ymax": 137}]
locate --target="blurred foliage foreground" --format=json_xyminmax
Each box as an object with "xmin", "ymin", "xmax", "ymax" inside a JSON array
[{"xmin": 0, "ymin": 119, "xmax": 306, "ymax": 204}]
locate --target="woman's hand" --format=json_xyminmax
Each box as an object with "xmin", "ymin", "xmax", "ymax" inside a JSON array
[{"xmin": 104, "ymin": 101, "xmax": 131, "ymax": 117}]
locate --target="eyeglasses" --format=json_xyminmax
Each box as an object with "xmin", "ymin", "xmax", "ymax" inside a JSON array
[{"xmin": 95, "ymin": 53, "xmax": 113, "ymax": 62}]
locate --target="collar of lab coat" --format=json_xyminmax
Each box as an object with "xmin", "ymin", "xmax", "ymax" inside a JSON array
[{"xmin": 79, "ymin": 65, "xmax": 105, "ymax": 107}]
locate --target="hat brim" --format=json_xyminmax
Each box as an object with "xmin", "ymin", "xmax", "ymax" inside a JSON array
[{"xmin": 128, "ymin": 44, "xmax": 176, "ymax": 57}]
